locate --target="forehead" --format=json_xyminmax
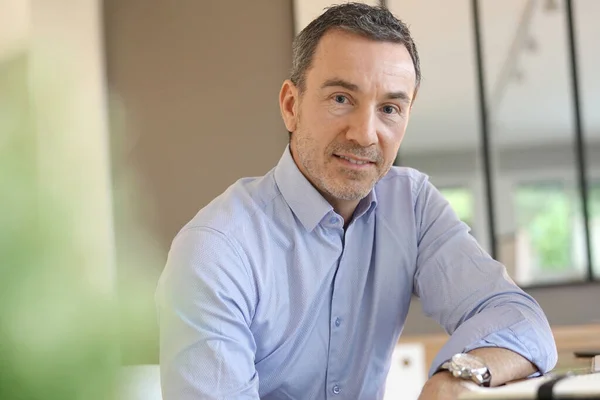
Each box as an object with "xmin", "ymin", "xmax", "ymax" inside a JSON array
[{"xmin": 306, "ymin": 29, "xmax": 416, "ymax": 93}]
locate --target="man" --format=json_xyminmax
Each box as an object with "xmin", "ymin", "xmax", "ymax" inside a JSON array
[{"xmin": 156, "ymin": 3, "xmax": 557, "ymax": 399}]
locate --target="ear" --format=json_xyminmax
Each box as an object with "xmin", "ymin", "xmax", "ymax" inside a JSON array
[{"xmin": 279, "ymin": 80, "xmax": 299, "ymax": 133}]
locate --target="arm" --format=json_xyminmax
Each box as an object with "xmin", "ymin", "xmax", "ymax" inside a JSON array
[
  {"xmin": 467, "ymin": 347, "xmax": 537, "ymax": 386},
  {"xmin": 155, "ymin": 227, "xmax": 259, "ymax": 400},
  {"xmin": 419, "ymin": 347, "xmax": 537, "ymax": 399},
  {"xmin": 412, "ymin": 178, "xmax": 557, "ymax": 387}
]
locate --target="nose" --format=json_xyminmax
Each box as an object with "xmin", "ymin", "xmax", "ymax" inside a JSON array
[{"xmin": 345, "ymin": 107, "xmax": 378, "ymax": 147}]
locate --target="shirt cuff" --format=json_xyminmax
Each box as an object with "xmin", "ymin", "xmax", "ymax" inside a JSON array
[{"xmin": 428, "ymin": 310, "xmax": 557, "ymax": 377}]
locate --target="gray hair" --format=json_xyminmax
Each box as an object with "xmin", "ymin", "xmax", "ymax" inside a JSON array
[{"xmin": 290, "ymin": 2, "xmax": 421, "ymax": 93}]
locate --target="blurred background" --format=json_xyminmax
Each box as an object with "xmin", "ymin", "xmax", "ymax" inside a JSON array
[{"xmin": 1, "ymin": 0, "xmax": 599, "ymax": 399}]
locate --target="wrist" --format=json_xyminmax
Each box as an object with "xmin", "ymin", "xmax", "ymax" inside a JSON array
[
  {"xmin": 439, "ymin": 353, "xmax": 492, "ymax": 387},
  {"xmin": 421, "ymin": 371, "xmax": 470, "ymax": 397}
]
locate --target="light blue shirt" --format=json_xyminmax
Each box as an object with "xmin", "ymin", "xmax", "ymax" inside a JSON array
[{"xmin": 156, "ymin": 146, "xmax": 557, "ymax": 399}]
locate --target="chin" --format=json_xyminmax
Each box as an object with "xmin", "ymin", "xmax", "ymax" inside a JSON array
[
  {"xmin": 328, "ymin": 185, "xmax": 372, "ymax": 201},
  {"xmin": 316, "ymin": 172, "xmax": 376, "ymax": 201}
]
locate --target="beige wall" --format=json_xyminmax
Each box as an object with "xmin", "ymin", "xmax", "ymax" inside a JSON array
[{"xmin": 104, "ymin": 0, "xmax": 292, "ymax": 248}]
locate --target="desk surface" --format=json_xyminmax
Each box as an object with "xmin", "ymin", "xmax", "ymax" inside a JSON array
[{"xmin": 460, "ymin": 372, "xmax": 600, "ymax": 399}]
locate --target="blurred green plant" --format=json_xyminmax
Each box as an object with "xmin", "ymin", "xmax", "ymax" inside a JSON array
[
  {"xmin": 516, "ymin": 184, "xmax": 572, "ymax": 271},
  {"xmin": 0, "ymin": 48, "xmax": 159, "ymax": 399}
]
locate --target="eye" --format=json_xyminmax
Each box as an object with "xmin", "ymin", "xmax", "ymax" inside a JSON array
[
  {"xmin": 333, "ymin": 94, "xmax": 349, "ymax": 104},
  {"xmin": 381, "ymin": 105, "xmax": 400, "ymax": 115}
]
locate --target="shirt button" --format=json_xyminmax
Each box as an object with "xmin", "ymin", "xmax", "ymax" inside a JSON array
[
  {"xmin": 329, "ymin": 217, "xmax": 337, "ymax": 225},
  {"xmin": 332, "ymin": 385, "xmax": 341, "ymax": 395},
  {"xmin": 335, "ymin": 317, "xmax": 341, "ymax": 327}
]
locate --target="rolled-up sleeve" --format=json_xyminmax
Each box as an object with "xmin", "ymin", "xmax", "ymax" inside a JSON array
[
  {"xmin": 412, "ymin": 177, "xmax": 557, "ymax": 378},
  {"xmin": 155, "ymin": 227, "xmax": 259, "ymax": 399}
]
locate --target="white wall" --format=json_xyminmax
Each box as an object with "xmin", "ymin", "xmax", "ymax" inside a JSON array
[
  {"xmin": 0, "ymin": 0, "xmax": 29, "ymax": 61},
  {"xmin": 28, "ymin": 0, "xmax": 116, "ymax": 291},
  {"xmin": 293, "ymin": 0, "xmax": 381, "ymax": 33}
]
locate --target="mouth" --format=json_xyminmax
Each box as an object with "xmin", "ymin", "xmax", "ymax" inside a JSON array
[{"xmin": 333, "ymin": 154, "xmax": 375, "ymax": 168}]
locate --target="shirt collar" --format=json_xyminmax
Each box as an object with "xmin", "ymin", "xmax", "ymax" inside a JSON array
[
  {"xmin": 274, "ymin": 145, "xmax": 379, "ymax": 231},
  {"xmin": 354, "ymin": 186, "xmax": 378, "ymax": 222},
  {"xmin": 274, "ymin": 146, "xmax": 333, "ymax": 232}
]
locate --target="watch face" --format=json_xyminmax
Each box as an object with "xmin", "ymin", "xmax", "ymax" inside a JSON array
[{"xmin": 451, "ymin": 353, "xmax": 488, "ymax": 375}]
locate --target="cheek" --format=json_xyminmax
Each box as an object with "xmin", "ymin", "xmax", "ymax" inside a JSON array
[
  {"xmin": 380, "ymin": 125, "xmax": 407, "ymax": 154},
  {"xmin": 309, "ymin": 102, "xmax": 348, "ymax": 131}
]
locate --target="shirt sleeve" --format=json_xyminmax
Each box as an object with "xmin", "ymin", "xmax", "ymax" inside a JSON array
[
  {"xmin": 412, "ymin": 177, "xmax": 558, "ymax": 378},
  {"xmin": 155, "ymin": 226, "xmax": 260, "ymax": 399}
]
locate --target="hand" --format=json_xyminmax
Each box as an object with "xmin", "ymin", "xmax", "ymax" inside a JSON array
[{"xmin": 417, "ymin": 371, "xmax": 472, "ymax": 400}]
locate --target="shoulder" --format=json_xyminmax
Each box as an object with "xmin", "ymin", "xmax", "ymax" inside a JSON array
[
  {"xmin": 163, "ymin": 170, "xmax": 282, "ymax": 297},
  {"xmin": 178, "ymin": 168, "xmax": 282, "ymax": 240}
]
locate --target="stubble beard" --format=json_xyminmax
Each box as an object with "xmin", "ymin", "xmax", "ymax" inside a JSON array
[{"xmin": 292, "ymin": 128, "xmax": 388, "ymax": 202}]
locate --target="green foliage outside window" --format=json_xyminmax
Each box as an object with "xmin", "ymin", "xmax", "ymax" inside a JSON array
[
  {"xmin": 515, "ymin": 183, "xmax": 600, "ymax": 273},
  {"xmin": 515, "ymin": 185, "xmax": 572, "ymax": 271},
  {"xmin": 439, "ymin": 183, "xmax": 600, "ymax": 275},
  {"xmin": 440, "ymin": 187, "xmax": 474, "ymax": 228}
]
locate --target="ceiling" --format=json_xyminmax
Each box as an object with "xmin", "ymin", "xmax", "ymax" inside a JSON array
[{"xmin": 293, "ymin": 0, "xmax": 600, "ymax": 153}]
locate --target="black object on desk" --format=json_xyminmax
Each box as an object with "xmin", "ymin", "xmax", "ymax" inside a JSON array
[{"xmin": 574, "ymin": 350, "xmax": 600, "ymax": 358}]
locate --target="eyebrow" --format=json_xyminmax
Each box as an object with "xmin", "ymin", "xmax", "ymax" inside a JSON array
[
  {"xmin": 384, "ymin": 90, "xmax": 412, "ymax": 104},
  {"xmin": 321, "ymin": 78, "xmax": 360, "ymax": 92},
  {"xmin": 320, "ymin": 78, "xmax": 412, "ymax": 104}
]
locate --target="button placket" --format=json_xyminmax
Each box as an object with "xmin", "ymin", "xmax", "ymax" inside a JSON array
[{"xmin": 327, "ymin": 234, "xmax": 350, "ymax": 398}]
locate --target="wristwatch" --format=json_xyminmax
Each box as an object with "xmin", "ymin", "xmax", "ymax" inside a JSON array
[{"xmin": 439, "ymin": 353, "xmax": 492, "ymax": 387}]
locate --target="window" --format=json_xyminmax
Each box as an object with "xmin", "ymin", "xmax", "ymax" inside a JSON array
[
  {"xmin": 439, "ymin": 187, "xmax": 474, "ymax": 229},
  {"xmin": 391, "ymin": 0, "xmax": 599, "ymax": 286},
  {"xmin": 512, "ymin": 182, "xmax": 587, "ymax": 285}
]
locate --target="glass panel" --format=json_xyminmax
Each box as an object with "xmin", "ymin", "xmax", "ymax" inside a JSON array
[
  {"xmin": 387, "ymin": 0, "xmax": 489, "ymax": 250},
  {"xmin": 511, "ymin": 182, "xmax": 586, "ymax": 285},
  {"xmin": 440, "ymin": 187, "xmax": 474, "ymax": 229},
  {"xmin": 591, "ymin": 182, "xmax": 600, "ymax": 278},
  {"xmin": 575, "ymin": 0, "xmax": 600, "ymax": 280},
  {"xmin": 481, "ymin": 0, "xmax": 587, "ymax": 285}
]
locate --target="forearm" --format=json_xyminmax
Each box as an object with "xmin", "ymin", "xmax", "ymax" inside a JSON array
[
  {"xmin": 418, "ymin": 347, "xmax": 539, "ymax": 399},
  {"xmin": 429, "ymin": 304, "xmax": 557, "ymax": 378},
  {"xmin": 467, "ymin": 347, "xmax": 537, "ymax": 387}
]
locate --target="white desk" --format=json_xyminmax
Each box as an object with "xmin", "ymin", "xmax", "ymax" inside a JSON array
[
  {"xmin": 461, "ymin": 371, "xmax": 600, "ymax": 399},
  {"xmin": 117, "ymin": 365, "xmax": 162, "ymax": 400}
]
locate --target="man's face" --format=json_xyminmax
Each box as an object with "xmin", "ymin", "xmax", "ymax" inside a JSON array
[{"xmin": 282, "ymin": 29, "xmax": 417, "ymax": 203}]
